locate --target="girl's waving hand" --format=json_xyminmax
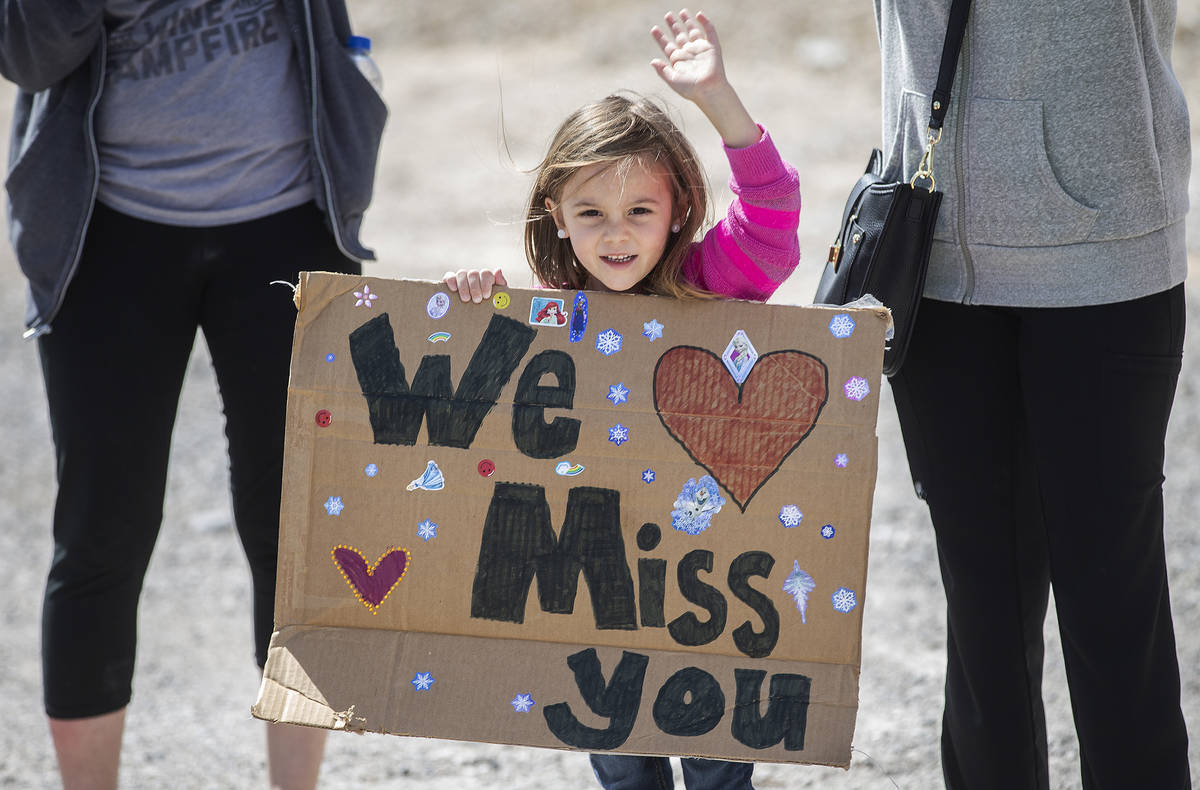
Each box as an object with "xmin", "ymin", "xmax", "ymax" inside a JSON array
[
  {"xmin": 650, "ymin": 10, "xmax": 727, "ymax": 103},
  {"xmin": 650, "ymin": 10, "xmax": 759, "ymax": 149}
]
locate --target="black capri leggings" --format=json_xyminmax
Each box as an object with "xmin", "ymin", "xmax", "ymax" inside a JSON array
[{"xmin": 37, "ymin": 201, "xmax": 359, "ymax": 719}]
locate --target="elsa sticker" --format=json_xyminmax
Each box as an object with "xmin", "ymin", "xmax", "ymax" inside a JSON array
[
  {"xmin": 671, "ymin": 475, "xmax": 727, "ymax": 535},
  {"xmin": 529, "ymin": 296, "xmax": 567, "ymax": 327},
  {"xmin": 721, "ymin": 329, "xmax": 758, "ymax": 384}
]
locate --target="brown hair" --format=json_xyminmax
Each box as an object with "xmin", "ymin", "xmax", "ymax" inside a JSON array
[{"xmin": 524, "ymin": 93, "xmax": 713, "ymax": 299}]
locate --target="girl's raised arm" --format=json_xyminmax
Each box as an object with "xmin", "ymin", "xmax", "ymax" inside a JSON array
[{"xmin": 650, "ymin": 9, "xmax": 760, "ymax": 149}]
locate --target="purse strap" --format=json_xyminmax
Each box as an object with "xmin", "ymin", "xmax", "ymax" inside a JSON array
[{"xmin": 911, "ymin": 0, "xmax": 972, "ymax": 190}]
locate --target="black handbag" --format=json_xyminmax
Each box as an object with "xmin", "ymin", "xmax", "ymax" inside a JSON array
[{"xmin": 814, "ymin": 0, "xmax": 971, "ymax": 376}]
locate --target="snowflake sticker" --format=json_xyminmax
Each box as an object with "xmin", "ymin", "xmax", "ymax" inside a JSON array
[
  {"xmin": 364, "ymin": 463, "xmax": 378, "ymax": 478},
  {"xmin": 511, "ymin": 694, "xmax": 535, "ymax": 713},
  {"xmin": 844, "ymin": 376, "xmax": 871, "ymax": 401},
  {"xmin": 778, "ymin": 505, "xmax": 803, "ymax": 528},
  {"xmin": 642, "ymin": 469, "xmax": 656, "ymax": 484},
  {"xmin": 417, "ymin": 519, "xmax": 438, "ymax": 542},
  {"xmin": 607, "ymin": 383, "xmax": 630, "ymax": 405},
  {"xmin": 325, "ymin": 353, "xmax": 336, "ymax": 363},
  {"xmin": 643, "ymin": 319, "xmax": 664, "ymax": 341},
  {"xmin": 608, "ymin": 424, "xmax": 630, "ymax": 446},
  {"xmin": 832, "ymin": 587, "xmax": 858, "ymax": 614},
  {"xmin": 834, "ymin": 453, "xmax": 849, "ymax": 469},
  {"xmin": 829, "ymin": 313, "xmax": 856, "ymax": 339},
  {"xmin": 596, "ymin": 329, "xmax": 623, "ymax": 356},
  {"xmin": 411, "ymin": 672, "xmax": 435, "ymax": 691},
  {"xmin": 783, "ymin": 561, "xmax": 817, "ymax": 623},
  {"xmin": 323, "ymin": 496, "xmax": 345, "ymax": 516},
  {"xmin": 353, "ymin": 284, "xmax": 378, "ymax": 308},
  {"xmin": 821, "ymin": 524, "xmax": 836, "ymax": 540},
  {"xmin": 671, "ymin": 475, "xmax": 727, "ymax": 535}
]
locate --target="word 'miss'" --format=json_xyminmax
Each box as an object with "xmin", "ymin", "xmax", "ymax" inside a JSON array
[{"xmin": 346, "ymin": 311, "xmax": 812, "ymax": 752}]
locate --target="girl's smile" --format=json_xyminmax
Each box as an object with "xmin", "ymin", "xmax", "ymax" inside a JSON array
[{"xmin": 547, "ymin": 158, "xmax": 678, "ymax": 293}]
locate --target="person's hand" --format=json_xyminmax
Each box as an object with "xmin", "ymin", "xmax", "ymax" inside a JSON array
[
  {"xmin": 650, "ymin": 9, "xmax": 760, "ymax": 149},
  {"xmin": 443, "ymin": 268, "xmax": 507, "ymax": 303},
  {"xmin": 650, "ymin": 9, "xmax": 728, "ymax": 105}
]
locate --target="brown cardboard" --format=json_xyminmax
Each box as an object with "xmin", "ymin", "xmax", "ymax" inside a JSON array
[{"xmin": 253, "ymin": 272, "xmax": 888, "ymax": 767}]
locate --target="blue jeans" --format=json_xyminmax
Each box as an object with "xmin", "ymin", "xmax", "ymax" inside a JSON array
[{"xmin": 589, "ymin": 755, "xmax": 753, "ymax": 790}]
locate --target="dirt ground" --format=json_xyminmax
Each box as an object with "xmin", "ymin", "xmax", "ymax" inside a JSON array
[{"xmin": 1, "ymin": 2, "xmax": 1199, "ymax": 787}]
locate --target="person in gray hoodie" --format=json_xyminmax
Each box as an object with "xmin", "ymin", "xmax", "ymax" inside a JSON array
[
  {"xmin": 877, "ymin": 1, "xmax": 1191, "ymax": 788},
  {"xmin": 0, "ymin": 2, "xmax": 385, "ymax": 788}
]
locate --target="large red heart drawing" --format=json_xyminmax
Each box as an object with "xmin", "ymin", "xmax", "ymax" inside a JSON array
[
  {"xmin": 654, "ymin": 347, "xmax": 828, "ymax": 510},
  {"xmin": 331, "ymin": 545, "xmax": 411, "ymax": 614}
]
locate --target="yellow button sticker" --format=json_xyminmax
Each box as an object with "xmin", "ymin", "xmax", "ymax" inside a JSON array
[{"xmin": 492, "ymin": 292, "xmax": 511, "ymax": 309}]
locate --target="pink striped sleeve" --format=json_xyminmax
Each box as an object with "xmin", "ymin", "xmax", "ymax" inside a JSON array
[{"xmin": 683, "ymin": 127, "xmax": 802, "ymax": 303}]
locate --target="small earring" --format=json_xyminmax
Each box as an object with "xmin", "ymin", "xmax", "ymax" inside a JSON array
[
  {"xmin": 671, "ymin": 223, "xmax": 681, "ymax": 234},
  {"xmin": 557, "ymin": 229, "xmax": 568, "ymax": 240}
]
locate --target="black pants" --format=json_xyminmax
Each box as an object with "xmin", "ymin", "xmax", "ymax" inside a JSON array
[
  {"xmin": 889, "ymin": 287, "xmax": 1190, "ymax": 790},
  {"xmin": 37, "ymin": 201, "xmax": 359, "ymax": 718}
]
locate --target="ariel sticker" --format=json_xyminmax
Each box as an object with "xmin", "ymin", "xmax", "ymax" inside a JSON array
[
  {"xmin": 721, "ymin": 329, "xmax": 758, "ymax": 384},
  {"xmin": 569, "ymin": 291, "xmax": 588, "ymax": 342},
  {"xmin": 529, "ymin": 296, "xmax": 567, "ymax": 327},
  {"xmin": 670, "ymin": 475, "xmax": 726, "ymax": 535}
]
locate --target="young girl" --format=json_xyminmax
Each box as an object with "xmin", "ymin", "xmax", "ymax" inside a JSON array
[{"xmin": 446, "ymin": 9, "xmax": 799, "ymax": 789}]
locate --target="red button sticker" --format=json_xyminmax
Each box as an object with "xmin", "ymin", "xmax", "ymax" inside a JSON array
[
  {"xmin": 315, "ymin": 409, "xmax": 332, "ymax": 427},
  {"xmin": 477, "ymin": 459, "xmax": 495, "ymax": 477}
]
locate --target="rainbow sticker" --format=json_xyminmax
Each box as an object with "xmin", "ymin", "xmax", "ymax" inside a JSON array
[
  {"xmin": 427, "ymin": 331, "xmax": 452, "ymax": 343},
  {"xmin": 555, "ymin": 461, "xmax": 585, "ymax": 477}
]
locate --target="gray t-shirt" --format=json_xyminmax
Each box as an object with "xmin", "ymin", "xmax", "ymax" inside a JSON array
[{"xmin": 96, "ymin": 0, "xmax": 313, "ymax": 226}]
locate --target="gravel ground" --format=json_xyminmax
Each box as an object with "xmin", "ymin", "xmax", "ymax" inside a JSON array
[{"xmin": 1, "ymin": 3, "xmax": 1198, "ymax": 787}]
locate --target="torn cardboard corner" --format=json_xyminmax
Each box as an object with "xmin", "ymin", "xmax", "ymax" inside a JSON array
[{"xmin": 253, "ymin": 273, "xmax": 888, "ymax": 767}]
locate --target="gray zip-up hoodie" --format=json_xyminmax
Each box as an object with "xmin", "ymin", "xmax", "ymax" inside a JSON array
[
  {"xmin": 0, "ymin": 0, "xmax": 387, "ymax": 336},
  {"xmin": 876, "ymin": 0, "xmax": 1190, "ymax": 307}
]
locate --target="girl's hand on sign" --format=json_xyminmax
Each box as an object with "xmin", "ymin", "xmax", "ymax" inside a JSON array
[{"xmin": 444, "ymin": 268, "xmax": 508, "ymax": 303}]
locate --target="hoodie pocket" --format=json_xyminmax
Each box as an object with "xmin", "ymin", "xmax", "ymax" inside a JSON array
[{"xmin": 966, "ymin": 98, "xmax": 1098, "ymax": 247}]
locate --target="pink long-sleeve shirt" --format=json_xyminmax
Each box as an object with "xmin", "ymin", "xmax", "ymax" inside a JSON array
[{"xmin": 682, "ymin": 128, "xmax": 801, "ymax": 301}]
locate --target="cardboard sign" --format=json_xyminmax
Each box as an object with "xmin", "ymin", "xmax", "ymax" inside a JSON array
[{"xmin": 252, "ymin": 273, "xmax": 888, "ymax": 767}]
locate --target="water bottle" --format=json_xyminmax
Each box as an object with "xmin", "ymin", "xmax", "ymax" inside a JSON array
[{"xmin": 346, "ymin": 35, "xmax": 383, "ymax": 94}]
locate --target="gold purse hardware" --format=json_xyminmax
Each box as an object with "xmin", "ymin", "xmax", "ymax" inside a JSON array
[
  {"xmin": 910, "ymin": 124, "xmax": 942, "ymax": 192},
  {"xmin": 827, "ymin": 214, "xmax": 859, "ymax": 270}
]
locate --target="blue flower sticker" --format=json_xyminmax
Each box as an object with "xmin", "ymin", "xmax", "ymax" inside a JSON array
[
  {"xmin": 596, "ymin": 329, "xmax": 623, "ymax": 356},
  {"xmin": 832, "ymin": 587, "xmax": 858, "ymax": 614},
  {"xmin": 829, "ymin": 313, "xmax": 856, "ymax": 338}
]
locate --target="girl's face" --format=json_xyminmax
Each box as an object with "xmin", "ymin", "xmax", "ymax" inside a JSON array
[{"xmin": 548, "ymin": 159, "xmax": 677, "ymax": 293}]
